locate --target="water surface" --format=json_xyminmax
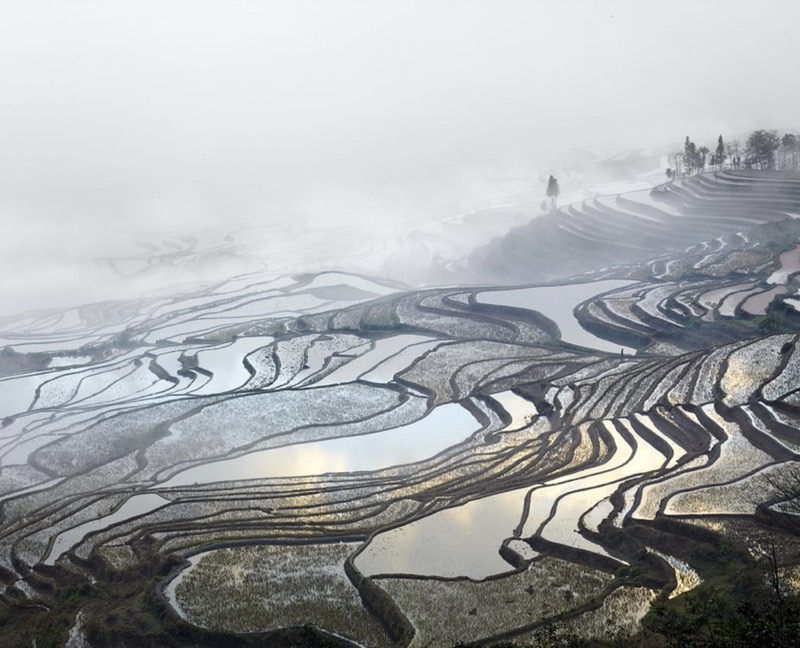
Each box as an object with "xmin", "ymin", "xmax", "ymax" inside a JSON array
[
  {"xmin": 162, "ymin": 401, "xmax": 481, "ymax": 486},
  {"xmin": 477, "ymin": 280, "xmax": 635, "ymax": 354}
]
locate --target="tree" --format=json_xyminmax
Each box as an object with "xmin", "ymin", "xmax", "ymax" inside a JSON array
[
  {"xmin": 670, "ymin": 151, "xmax": 684, "ymax": 179},
  {"xmin": 727, "ymin": 139, "xmax": 742, "ymax": 169},
  {"xmin": 759, "ymin": 462, "xmax": 800, "ymax": 535},
  {"xmin": 697, "ymin": 146, "xmax": 710, "ymax": 172},
  {"xmin": 715, "ymin": 135, "xmax": 727, "ymax": 170},
  {"xmin": 546, "ymin": 175, "xmax": 560, "ymax": 209},
  {"xmin": 684, "ymin": 136, "xmax": 698, "ymax": 175},
  {"xmin": 749, "ymin": 462, "xmax": 800, "ymax": 602},
  {"xmin": 781, "ymin": 133, "xmax": 798, "ymax": 171},
  {"xmin": 683, "ymin": 136, "xmax": 708, "ymax": 174},
  {"xmin": 746, "ymin": 129, "xmax": 781, "ymax": 169}
]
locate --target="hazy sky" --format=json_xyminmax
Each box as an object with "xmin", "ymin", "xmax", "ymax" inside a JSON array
[{"xmin": 1, "ymin": 0, "xmax": 799, "ymax": 313}]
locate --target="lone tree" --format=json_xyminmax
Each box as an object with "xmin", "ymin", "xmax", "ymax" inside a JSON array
[
  {"xmin": 714, "ymin": 134, "xmax": 727, "ymax": 170},
  {"xmin": 546, "ymin": 175, "xmax": 560, "ymax": 209},
  {"xmin": 746, "ymin": 129, "xmax": 781, "ymax": 169}
]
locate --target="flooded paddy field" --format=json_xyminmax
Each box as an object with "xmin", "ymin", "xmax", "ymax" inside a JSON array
[{"xmin": 3, "ymin": 172, "xmax": 800, "ymax": 646}]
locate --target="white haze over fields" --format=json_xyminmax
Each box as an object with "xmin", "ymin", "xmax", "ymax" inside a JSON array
[{"xmin": 1, "ymin": 0, "xmax": 799, "ymax": 316}]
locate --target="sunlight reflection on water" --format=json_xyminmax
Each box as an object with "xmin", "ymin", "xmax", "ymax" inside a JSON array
[{"xmin": 161, "ymin": 401, "xmax": 481, "ymax": 486}]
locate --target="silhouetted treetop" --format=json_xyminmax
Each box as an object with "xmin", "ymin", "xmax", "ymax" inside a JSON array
[{"xmin": 746, "ymin": 129, "xmax": 781, "ymax": 169}]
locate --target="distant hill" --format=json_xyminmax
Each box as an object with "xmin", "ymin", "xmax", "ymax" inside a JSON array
[{"xmin": 469, "ymin": 170, "xmax": 800, "ymax": 283}]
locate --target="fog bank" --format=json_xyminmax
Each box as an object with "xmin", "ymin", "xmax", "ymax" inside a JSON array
[{"xmin": 1, "ymin": 1, "xmax": 798, "ymax": 315}]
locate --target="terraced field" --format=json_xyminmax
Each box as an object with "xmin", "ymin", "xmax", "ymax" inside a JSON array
[{"xmin": 2, "ymin": 171, "xmax": 800, "ymax": 646}]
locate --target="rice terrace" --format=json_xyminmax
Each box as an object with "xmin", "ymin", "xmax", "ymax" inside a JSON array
[{"xmin": 2, "ymin": 157, "xmax": 800, "ymax": 647}]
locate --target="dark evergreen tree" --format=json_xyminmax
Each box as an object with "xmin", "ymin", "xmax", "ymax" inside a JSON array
[
  {"xmin": 715, "ymin": 135, "xmax": 726, "ymax": 170},
  {"xmin": 684, "ymin": 136, "xmax": 697, "ymax": 174},
  {"xmin": 683, "ymin": 136, "xmax": 707, "ymax": 174}
]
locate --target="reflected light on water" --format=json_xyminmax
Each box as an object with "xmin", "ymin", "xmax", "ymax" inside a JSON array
[
  {"xmin": 355, "ymin": 487, "xmax": 529, "ymax": 579},
  {"xmin": 161, "ymin": 402, "xmax": 480, "ymax": 486}
]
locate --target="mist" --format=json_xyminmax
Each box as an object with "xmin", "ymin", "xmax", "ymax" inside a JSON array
[{"xmin": 2, "ymin": 0, "xmax": 799, "ymax": 316}]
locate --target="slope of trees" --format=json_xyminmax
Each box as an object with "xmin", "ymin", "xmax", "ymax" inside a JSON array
[{"xmin": 668, "ymin": 129, "xmax": 799, "ymax": 180}]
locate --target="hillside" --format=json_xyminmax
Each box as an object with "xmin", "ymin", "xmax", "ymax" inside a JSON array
[
  {"xmin": 470, "ymin": 170, "xmax": 800, "ymax": 283},
  {"xmin": 1, "ymin": 171, "xmax": 800, "ymax": 646}
]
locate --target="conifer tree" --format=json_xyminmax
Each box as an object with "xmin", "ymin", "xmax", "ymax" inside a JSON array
[
  {"xmin": 715, "ymin": 135, "xmax": 726, "ymax": 169},
  {"xmin": 683, "ymin": 136, "xmax": 696, "ymax": 174}
]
